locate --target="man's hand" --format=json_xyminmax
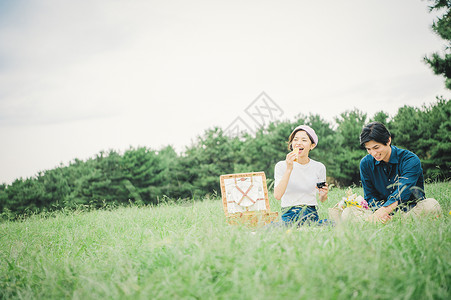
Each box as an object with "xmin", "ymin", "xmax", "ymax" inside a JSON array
[{"xmin": 365, "ymin": 201, "xmax": 399, "ymax": 224}]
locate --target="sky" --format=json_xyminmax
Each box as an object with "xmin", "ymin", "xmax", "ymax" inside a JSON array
[{"xmin": 0, "ymin": 0, "xmax": 450, "ymax": 185}]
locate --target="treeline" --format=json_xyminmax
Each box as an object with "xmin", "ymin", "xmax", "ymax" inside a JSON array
[{"xmin": 0, "ymin": 98, "xmax": 449, "ymax": 218}]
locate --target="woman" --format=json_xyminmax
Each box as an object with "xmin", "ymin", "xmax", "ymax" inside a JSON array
[{"xmin": 274, "ymin": 125, "xmax": 329, "ymax": 226}]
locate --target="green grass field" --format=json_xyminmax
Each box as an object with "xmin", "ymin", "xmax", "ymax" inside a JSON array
[{"xmin": 1, "ymin": 182, "xmax": 450, "ymax": 299}]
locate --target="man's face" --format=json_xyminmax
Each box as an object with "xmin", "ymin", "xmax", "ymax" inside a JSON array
[{"xmin": 364, "ymin": 138, "xmax": 392, "ymax": 163}]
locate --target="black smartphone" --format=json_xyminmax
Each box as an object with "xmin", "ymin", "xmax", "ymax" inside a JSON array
[{"xmin": 316, "ymin": 182, "xmax": 326, "ymax": 188}]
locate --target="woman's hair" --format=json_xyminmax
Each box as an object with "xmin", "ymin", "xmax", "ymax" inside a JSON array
[
  {"xmin": 359, "ymin": 122, "xmax": 391, "ymax": 148},
  {"xmin": 287, "ymin": 129, "xmax": 315, "ymax": 151}
]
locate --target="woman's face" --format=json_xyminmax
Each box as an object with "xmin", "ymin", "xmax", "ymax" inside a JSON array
[{"xmin": 291, "ymin": 130, "xmax": 315, "ymax": 157}]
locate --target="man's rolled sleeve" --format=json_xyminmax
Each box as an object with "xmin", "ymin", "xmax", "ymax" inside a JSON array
[{"xmin": 360, "ymin": 158, "xmax": 382, "ymax": 209}]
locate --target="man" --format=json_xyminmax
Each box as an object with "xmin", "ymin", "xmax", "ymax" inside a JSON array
[{"xmin": 342, "ymin": 122, "xmax": 441, "ymax": 223}]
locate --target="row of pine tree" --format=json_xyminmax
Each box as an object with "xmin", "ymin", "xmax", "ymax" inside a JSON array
[{"xmin": 1, "ymin": 98, "xmax": 449, "ymax": 218}]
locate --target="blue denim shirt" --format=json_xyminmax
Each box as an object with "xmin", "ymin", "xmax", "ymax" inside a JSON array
[{"xmin": 360, "ymin": 146, "xmax": 425, "ymax": 210}]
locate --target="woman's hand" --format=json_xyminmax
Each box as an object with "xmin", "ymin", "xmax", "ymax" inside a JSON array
[
  {"xmin": 285, "ymin": 149, "xmax": 298, "ymax": 169},
  {"xmin": 317, "ymin": 183, "xmax": 329, "ymax": 202},
  {"xmin": 274, "ymin": 152, "xmax": 297, "ymax": 200}
]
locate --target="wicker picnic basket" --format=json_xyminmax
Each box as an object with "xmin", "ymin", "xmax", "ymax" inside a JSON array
[{"xmin": 220, "ymin": 172, "xmax": 278, "ymax": 227}]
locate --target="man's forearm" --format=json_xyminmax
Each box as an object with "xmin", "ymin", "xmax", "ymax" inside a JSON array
[
  {"xmin": 379, "ymin": 201, "xmax": 399, "ymax": 215},
  {"xmin": 368, "ymin": 201, "xmax": 399, "ymax": 223}
]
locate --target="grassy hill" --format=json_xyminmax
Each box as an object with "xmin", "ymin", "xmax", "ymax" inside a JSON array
[{"xmin": 1, "ymin": 182, "xmax": 450, "ymax": 299}]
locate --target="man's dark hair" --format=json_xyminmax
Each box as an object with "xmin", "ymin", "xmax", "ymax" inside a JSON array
[{"xmin": 359, "ymin": 122, "xmax": 391, "ymax": 148}]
